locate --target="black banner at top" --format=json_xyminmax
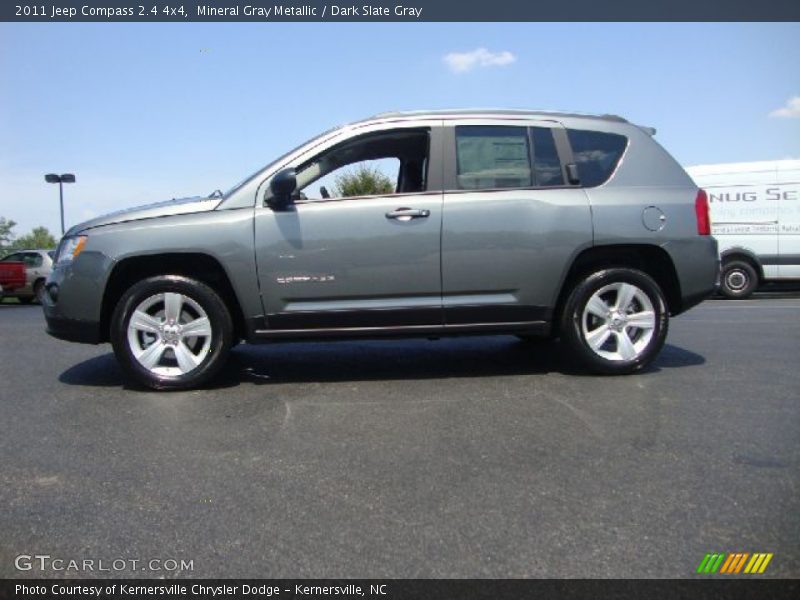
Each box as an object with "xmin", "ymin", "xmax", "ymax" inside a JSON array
[{"xmin": 3, "ymin": 0, "xmax": 800, "ymax": 22}]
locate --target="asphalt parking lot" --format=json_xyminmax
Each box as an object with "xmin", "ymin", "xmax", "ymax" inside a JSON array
[{"xmin": 1, "ymin": 296, "xmax": 798, "ymax": 578}]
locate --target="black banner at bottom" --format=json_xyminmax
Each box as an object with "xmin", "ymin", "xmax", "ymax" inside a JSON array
[{"xmin": 2, "ymin": 579, "xmax": 799, "ymax": 600}]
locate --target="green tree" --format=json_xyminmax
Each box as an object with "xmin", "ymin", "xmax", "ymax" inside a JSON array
[
  {"xmin": 13, "ymin": 226, "xmax": 58, "ymax": 250},
  {"xmin": 0, "ymin": 217, "xmax": 16, "ymax": 250},
  {"xmin": 333, "ymin": 164, "xmax": 394, "ymax": 198}
]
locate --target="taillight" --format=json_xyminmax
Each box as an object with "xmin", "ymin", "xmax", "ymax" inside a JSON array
[{"xmin": 695, "ymin": 189, "xmax": 710, "ymax": 235}]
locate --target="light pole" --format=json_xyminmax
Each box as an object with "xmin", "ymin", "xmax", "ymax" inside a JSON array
[{"xmin": 44, "ymin": 173, "xmax": 75, "ymax": 235}]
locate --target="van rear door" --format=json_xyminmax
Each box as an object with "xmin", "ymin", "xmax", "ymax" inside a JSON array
[{"xmin": 777, "ymin": 161, "xmax": 800, "ymax": 278}]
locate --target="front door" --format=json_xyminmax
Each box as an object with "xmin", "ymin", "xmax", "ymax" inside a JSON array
[{"xmin": 254, "ymin": 125, "xmax": 444, "ymax": 331}]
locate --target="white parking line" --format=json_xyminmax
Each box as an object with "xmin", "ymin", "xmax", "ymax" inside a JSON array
[{"xmin": 700, "ymin": 303, "xmax": 800, "ymax": 309}]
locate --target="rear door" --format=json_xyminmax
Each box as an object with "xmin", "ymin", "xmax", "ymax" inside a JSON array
[{"xmin": 440, "ymin": 120, "xmax": 592, "ymax": 326}]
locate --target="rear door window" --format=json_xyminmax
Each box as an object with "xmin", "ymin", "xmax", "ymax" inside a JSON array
[
  {"xmin": 566, "ymin": 129, "xmax": 628, "ymax": 187},
  {"xmin": 455, "ymin": 126, "xmax": 532, "ymax": 190}
]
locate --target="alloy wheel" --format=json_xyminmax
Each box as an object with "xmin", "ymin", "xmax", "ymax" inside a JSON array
[
  {"xmin": 581, "ymin": 282, "xmax": 656, "ymax": 362},
  {"xmin": 126, "ymin": 292, "xmax": 213, "ymax": 376}
]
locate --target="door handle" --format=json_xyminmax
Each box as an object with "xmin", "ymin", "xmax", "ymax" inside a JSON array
[{"xmin": 385, "ymin": 208, "xmax": 430, "ymax": 221}]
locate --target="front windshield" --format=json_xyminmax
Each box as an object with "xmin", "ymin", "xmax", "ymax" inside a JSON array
[{"xmin": 222, "ymin": 125, "xmax": 343, "ymax": 199}]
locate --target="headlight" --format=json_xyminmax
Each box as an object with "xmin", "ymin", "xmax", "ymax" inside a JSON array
[{"xmin": 56, "ymin": 236, "xmax": 88, "ymax": 265}]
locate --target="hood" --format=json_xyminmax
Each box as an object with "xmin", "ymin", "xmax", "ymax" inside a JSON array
[{"xmin": 66, "ymin": 196, "xmax": 221, "ymax": 236}]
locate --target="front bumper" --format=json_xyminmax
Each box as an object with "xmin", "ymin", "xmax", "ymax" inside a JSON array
[
  {"xmin": 45, "ymin": 313, "xmax": 102, "ymax": 344},
  {"xmin": 42, "ymin": 249, "xmax": 112, "ymax": 344}
]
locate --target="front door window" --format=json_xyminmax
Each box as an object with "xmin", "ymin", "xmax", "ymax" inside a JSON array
[{"xmin": 294, "ymin": 129, "xmax": 430, "ymax": 201}]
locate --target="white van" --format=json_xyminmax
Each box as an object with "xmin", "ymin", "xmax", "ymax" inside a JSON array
[{"xmin": 686, "ymin": 160, "xmax": 800, "ymax": 298}]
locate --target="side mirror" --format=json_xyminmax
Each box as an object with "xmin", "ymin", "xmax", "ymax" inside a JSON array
[{"xmin": 267, "ymin": 168, "xmax": 298, "ymax": 210}]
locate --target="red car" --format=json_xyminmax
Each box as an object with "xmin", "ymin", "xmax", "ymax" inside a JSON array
[{"xmin": 0, "ymin": 249, "xmax": 55, "ymax": 303}]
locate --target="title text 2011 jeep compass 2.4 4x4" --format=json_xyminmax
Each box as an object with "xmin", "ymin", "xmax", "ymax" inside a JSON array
[{"xmin": 44, "ymin": 110, "xmax": 718, "ymax": 390}]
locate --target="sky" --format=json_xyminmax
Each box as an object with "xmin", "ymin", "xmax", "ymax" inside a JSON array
[{"xmin": 1, "ymin": 22, "xmax": 799, "ymax": 238}]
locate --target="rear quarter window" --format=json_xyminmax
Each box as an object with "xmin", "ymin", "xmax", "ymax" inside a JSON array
[
  {"xmin": 25, "ymin": 253, "xmax": 43, "ymax": 268},
  {"xmin": 567, "ymin": 129, "xmax": 628, "ymax": 187}
]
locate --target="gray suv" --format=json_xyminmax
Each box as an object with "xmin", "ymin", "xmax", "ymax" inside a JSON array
[{"xmin": 43, "ymin": 110, "xmax": 718, "ymax": 389}]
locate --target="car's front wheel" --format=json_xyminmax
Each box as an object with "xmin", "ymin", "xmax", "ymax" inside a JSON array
[
  {"xmin": 110, "ymin": 275, "xmax": 233, "ymax": 390},
  {"xmin": 561, "ymin": 268, "xmax": 668, "ymax": 374}
]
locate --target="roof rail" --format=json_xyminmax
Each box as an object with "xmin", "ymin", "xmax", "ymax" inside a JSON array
[
  {"xmin": 599, "ymin": 114, "xmax": 629, "ymax": 123},
  {"xmin": 363, "ymin": 108, "xmax": 631, "ymax": 124}
]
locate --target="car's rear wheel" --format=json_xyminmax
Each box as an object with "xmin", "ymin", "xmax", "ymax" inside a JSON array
[
  {"xmin": 719, "ymin": 260, "xmax": 758, "ymax": 299},
  {"xmin": 19, "ymin": 296, "xmax": 34, "ymax": 305},
  {"xmin": 110, "ymin": 275, "xmax": 233, "ymax": 390},
  {"xmin": 561, "ymin": 268, "xmax": 668, "ymax": 374}
]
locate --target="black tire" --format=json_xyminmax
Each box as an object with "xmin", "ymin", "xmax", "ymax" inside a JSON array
[
  {"xmin": 719, "ymin": 260, "xmax": 758, "ymax": 299},
  {"xmin": 560, "ymin": 268, "xmax": 669, "ymax": 375},
  {"xmin": 110, "ymin": 275, "xmax": 233, "ymax": 390},
  {"xmin": 18, "ymin": 296, "xmax": 34, "ymax": 305},
  {"xmin": 33, "ymin": 280, "xmax": 46, "ymax": 304}
]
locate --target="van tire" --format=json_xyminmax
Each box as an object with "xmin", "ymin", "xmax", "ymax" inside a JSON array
[{"xmin": 719, "ymin": 260, "xmax": 758, "ymax": 299}]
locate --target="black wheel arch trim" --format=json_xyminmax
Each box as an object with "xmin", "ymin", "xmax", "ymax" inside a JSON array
[{"xmin": 100, "ymin": 252, "xmax": 247, "ymax": 344}]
